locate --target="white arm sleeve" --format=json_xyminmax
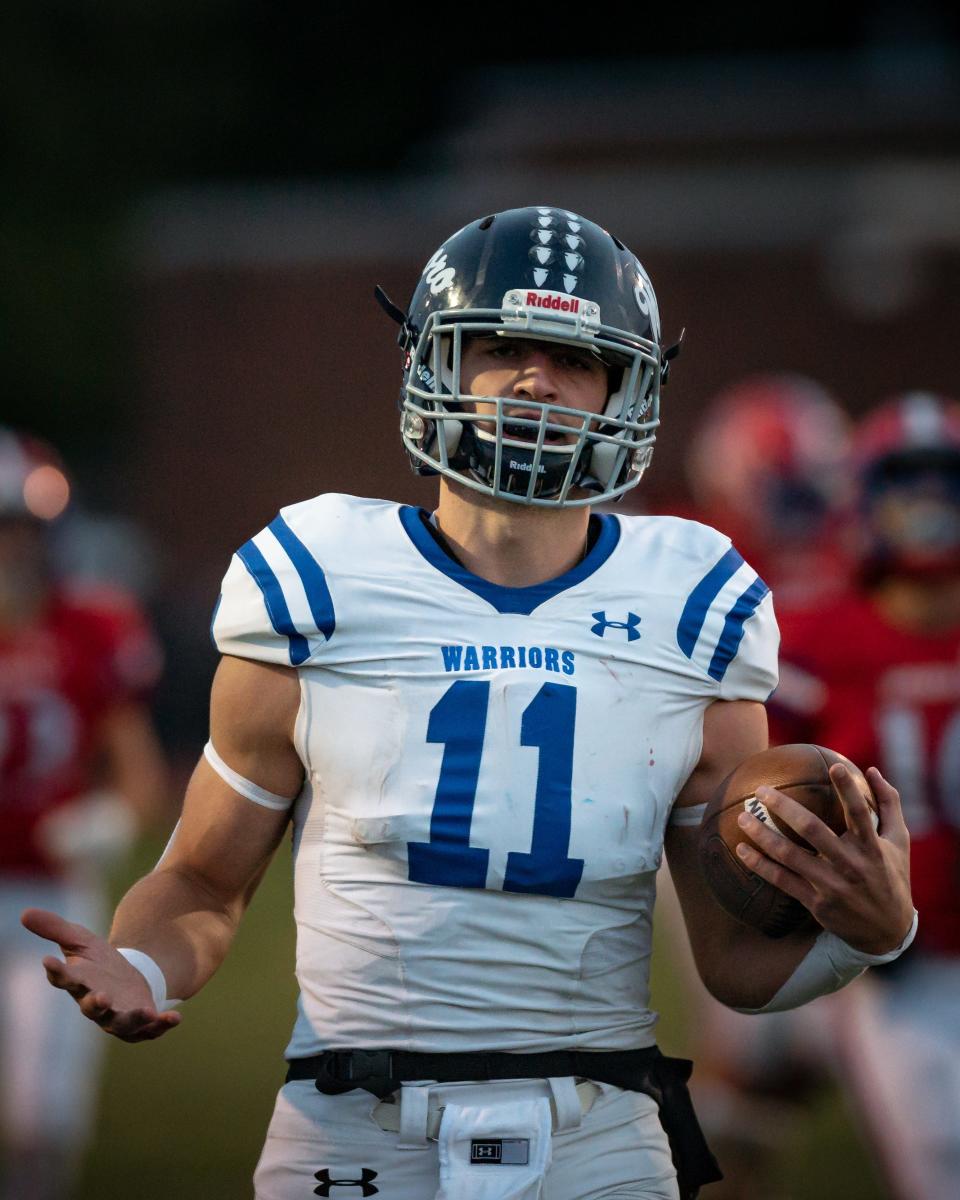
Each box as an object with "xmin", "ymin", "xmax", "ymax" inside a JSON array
[{"xmin": 732, "ymin": 909, "xmax": 919, "ymax": 1014}]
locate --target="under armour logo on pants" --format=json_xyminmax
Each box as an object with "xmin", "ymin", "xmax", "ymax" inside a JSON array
[{"xmin": 314, "ymin": 1167, "xmax": 379, "ymax": 1196}]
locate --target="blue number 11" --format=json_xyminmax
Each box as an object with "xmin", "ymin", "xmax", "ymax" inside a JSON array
[{"xmin": 407, "ymin": 681, "xmax": 585, "ymax": 899}]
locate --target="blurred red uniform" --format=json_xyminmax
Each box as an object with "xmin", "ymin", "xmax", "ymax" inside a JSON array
[
  {"xmin": 650, "ymin": 376, "xmax": 857, "ymax": 1197},
  {"xmin": 679, "ymin": 391, "xmax": 960, "ymax": 1200},
  {"xmin": 0, "ymin": 428, "xmax": 168, "ymax": 1200},
  {"xmin": 768, "ymin": 394, "xmax": 960, "ymax": 1200},
  {"xmin": 772, "ymin": 592, "xmax": 960, "ymax": 956},
  {"xmin": 1, "ymin": 587, "xmax": 162, "ymax": 876}
]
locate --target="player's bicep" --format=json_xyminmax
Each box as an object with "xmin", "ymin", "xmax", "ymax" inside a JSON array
[
  {"xmin": 673, "ymin": 699, "xmax": 769, "ymax": 812},
  {"xmin": 209, "ymin": 655, "xmax": 305, "ymax": 797},
  {"xmin": 665, "ymin": 699, "xmax": 771, "ymax": 997},
  {"xmin": 160, "ymin": 656, "xmax": 303, "ymax": 906},
  {"xmin": 667, "ymin": 700, "xmax": 768, "ymax": 914}
]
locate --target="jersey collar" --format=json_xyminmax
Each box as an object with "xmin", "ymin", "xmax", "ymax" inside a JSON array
[{"xmin": 398, "ymin": 506, "xmax": 621, "ymax": 615}]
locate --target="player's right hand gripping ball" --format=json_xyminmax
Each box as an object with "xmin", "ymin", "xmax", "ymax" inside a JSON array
[{"xmin": 698, "ymin": 744, "xmax": 878, "ymax": 937}]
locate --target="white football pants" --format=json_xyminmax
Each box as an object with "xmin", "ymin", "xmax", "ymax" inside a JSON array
[
  {"xmin": 254, "ymin": 1075, "xmax": 679, "ymax": 1200},
  {"xmin": 837, "ymin": 956, "xmax": 960, "ymax": 1200},
  {"xmin": 0, "ymin": 877, "xmax": 107, "ymax": 1150}
]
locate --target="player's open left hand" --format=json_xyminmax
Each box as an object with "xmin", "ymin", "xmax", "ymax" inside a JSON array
[
  {"xmin": 19, "ymin": 908, "xmax": 181, "ymax": 1042},
  {"xmin": 736, "ymin": 764, "xmax": 914, "ymax": 955}
]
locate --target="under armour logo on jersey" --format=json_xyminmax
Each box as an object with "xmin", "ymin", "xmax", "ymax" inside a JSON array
[
  {"xmin": 314, "ymin": 1168, "xmax": 379, "ymax": 1196},
  {"xmin": 591, "ymin": 611, "xmax": 641, "ymax": 641}
]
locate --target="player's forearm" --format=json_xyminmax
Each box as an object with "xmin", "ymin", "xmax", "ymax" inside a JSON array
[
  {"xmin": 107, "ymin": 864, "xmax": 245, "ymax": 1001},
  {"xmin": 694, "ymin": 916, "xmax": 820, "ymax": 1009},
  {"xmin": 105, "ymin": 728, "xmax": 294, "ymax": 1004},
  {"xmin": 667, "ymin": 827, "xmax": 821, "ymax": 1008}
]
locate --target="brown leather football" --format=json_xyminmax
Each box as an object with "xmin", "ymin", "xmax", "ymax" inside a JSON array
[{"xmin": 697, "ymin": 744, "xmax": 877, "ymax": 938}]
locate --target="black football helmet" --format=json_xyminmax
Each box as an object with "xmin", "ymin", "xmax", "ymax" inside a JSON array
[
  {"xmin": 378, "ymin": 206, "xmax": 668, "ymax": 507},
  {"xmin": 853, "ymin": 392, "xmax": 960, "ymax": 580}
]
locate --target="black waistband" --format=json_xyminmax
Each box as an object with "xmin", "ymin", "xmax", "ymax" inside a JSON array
[
  {"xmin": 284, "ymin": 1046, "xmax": 721, "ymax": 1199},
  {"xmin": 285, "ymin": 1046, "xmax": 660, "ymax": 1095}
]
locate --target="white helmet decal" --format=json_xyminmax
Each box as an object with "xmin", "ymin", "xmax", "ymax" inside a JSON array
[
  {"xmin": 423, "ymin": 249, "xmax": 456, "ymax": 296},
  {"xmin": 633, "ymin": 264, "xmax": 661, "ymax": 343}
]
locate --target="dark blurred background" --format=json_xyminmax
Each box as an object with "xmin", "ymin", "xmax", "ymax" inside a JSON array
[{"xmin": 3, "ymin": 3, "xmax": 959, "ymax": 1196}]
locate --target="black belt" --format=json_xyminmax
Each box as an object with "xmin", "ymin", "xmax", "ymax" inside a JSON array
[{"xmin": 285, "ymin": 1047, "xmax": 722, "ymax": 1199}]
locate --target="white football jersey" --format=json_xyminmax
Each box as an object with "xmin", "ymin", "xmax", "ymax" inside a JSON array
[{"xmin": 212, "ymin": 494, "xmax": 778, "ymax": 1056}]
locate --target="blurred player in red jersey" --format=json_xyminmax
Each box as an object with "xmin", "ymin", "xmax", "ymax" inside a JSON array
[
  {"xmin": 685, "ymin": 374, "xmax": 853, "ymax": 607},
  {"xmin": 0, "ymin": 429, "xmax": 169, "ymax": 1200},
  {"xmin": 769, "ymin": 392, "xmax": 960, "ymax": 1200},
  {"xmin": 659, "ymin": 376, "xmax": 858, "ymax": 1195}
]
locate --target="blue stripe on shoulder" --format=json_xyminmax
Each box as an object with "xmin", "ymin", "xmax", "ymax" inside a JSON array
[
  {"xmin": 236, "ymin": 539, "xmax": 311, "ymax": 666},
  {"xmin": 268, "ymin": 514, "xmax": 336, "ymax": 641},
  {"xmin": 708, "ymin": 576, "xmax": 770, "ymax": 681},
  {"xmin": 677, "ymin": 546, "xmax": 745, "ymax": 659}
]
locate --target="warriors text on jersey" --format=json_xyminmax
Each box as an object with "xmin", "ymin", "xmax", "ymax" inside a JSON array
[
  {"xmin": 771, "ymin": 593, "xmax": 960, "ymax": 956},
  {"xmin": 212, "ymin": 494, "xmax": 778, "ymax": 1056},
  {"xmin": 0, "ymin": 588, "xmax": 162, "ymax": 875}
]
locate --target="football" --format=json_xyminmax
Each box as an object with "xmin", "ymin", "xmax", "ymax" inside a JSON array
[{"xmin": 698, "ymin": 744, "xmax": 878, "ymax": 938}]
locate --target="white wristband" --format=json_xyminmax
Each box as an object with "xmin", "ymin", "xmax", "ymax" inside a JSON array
[
  {"xmin": 116, "ymin": 948, "xmax": 181, "ymax": 1013},
  {"xmin": 821, "ymin": 908, "xmax": 919, "ymax": 971},
  {"xmin": 733, "ymin": 909, "xmax": 919, "ymax": 1015}
]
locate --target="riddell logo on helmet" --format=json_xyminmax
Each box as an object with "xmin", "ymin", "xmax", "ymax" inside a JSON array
[{"xmin": 525, "ymin": 291, "xmax": 580, "ymax": 313}]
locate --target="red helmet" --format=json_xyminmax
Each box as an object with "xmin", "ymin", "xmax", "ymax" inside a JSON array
[
  {"xmin": 0, "ymin": 427, "xmax": 71, "ymax": 521},
  {"xmin": 853, "ymin": 392, "xmax": 960, "ymax": 580},
  {"xmin": 686, "ymin": 374, "xmax": 851, "ymax": 546}
]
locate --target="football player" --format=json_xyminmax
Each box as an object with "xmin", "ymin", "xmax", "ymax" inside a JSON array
[
  {"xmin": 21, "ymin": 209, "xmax": 915, "ymax": 1200},
  {"xmin": 661, "ymin": 375, "xmax": 856, "ymax": 1195},
  {"xmin": 684, "ymin": 373, "xmax": 853, "ymax": 607},
  {"xmin": 0, "ymin": 429, "xmax": 169, "ymax": 1200},
  {"xmin": 767, "ymin": 392, "xmax": 960, "ymax": 1200}
]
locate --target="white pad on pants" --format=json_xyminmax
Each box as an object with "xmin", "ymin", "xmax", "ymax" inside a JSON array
[{"xmin": 436, "ymin": 1096, "xmax": 552, "ymax": 1200}]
